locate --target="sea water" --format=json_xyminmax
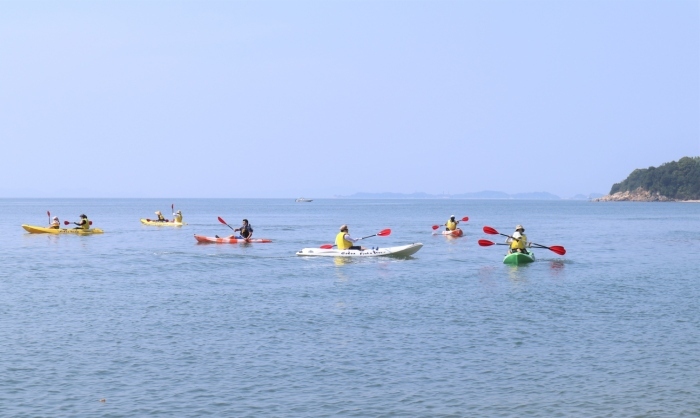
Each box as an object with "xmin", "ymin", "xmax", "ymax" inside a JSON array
[{"xmin": 0, "ymin": 199, "xmax": 698, "ymax": 417}]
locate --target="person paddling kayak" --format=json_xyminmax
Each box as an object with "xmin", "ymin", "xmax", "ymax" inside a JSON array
[
  {"xmin": 505, "ymin": 224, "xmax": 531, "ymax": 253},
  {"xmin": 48, "ymin": 216, "xmax": 60, "ymax": 229},
  {"xmin": 154, "ymin": 211, "xmax": 167, "ymax": 222},
  {"xmin": 73, "ymin": 214, "xmax": 90, "ymax": 230},
  {"xmin": 220, "ymin": 218, "xmax": 254, "ymax": 240},
  {"xmin": 173, "ymin": 210, "xmax": 183, "ymax": 223},
  {"xmin": 445, "ymin": 215, "xmax": 460, "ymax": 231},
  {"xmin": 336, "ymin": 225, "xmax": 366, "ymax": 251}
]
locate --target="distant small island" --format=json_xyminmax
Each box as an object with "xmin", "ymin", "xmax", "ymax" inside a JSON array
[{"xmin": 595, "ymin": 156, "xmax": 700, "ymax": 202}]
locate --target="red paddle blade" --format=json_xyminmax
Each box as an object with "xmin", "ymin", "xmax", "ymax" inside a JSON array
[
  {"xmin": 432, "ymin": 225, "xmax": 440, "ymax": 230},
  {"xmin": 320, "ymin": 244, "xmax": 334, "ymax": 249},
  {"xmin": 461, "ymin": 217, "xmax": 469, "ymax": 221},
  {"xmin": 63, "ymin": 221, "xmax": 70, "ymax": 225},
  {"xmin": 217, "ymin": 216, "xmax": 227, "ymax": 224},
  {"xmin": 377, "ymin": 229, "xmax": 391, "ymax": 236},
  {"xmin": 483, "ymin": 226, "xmax": 498, "ymax": 235},
  {"xmin": 89, "ymin": 221, "xmax": 93, "ymax": 225},
  {"xmin": 478, "ymin": 239, "xmax": 495, "ymax": 246},
  {"xmin": 171, "ymin": 204, "xmax": 174, "ymax": 211},
  {"xmin": 47, "ymin": 211, "xmax": 50, "ymax": 217},
  {"xmin": 550, "ymin": 246, "xmax": 566, "ymax": 255}
]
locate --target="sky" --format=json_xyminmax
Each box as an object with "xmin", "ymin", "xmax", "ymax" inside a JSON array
[{"xmin": 0, "ymin": 0, "xmax": 698, "ymax": 198}]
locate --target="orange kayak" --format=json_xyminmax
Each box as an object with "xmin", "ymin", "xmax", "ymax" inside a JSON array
[{"xmin": 194, "ymin": 234, "xmax": 272, "ymax": 244}]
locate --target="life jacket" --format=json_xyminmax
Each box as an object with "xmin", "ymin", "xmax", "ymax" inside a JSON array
[
  {"xmin": 336, "ymin": 232, "xmax": 353, "ymax": 250},
  {"xmin": 445, "ymin": 219, "xmax": 457, "ymax": 231},
  {"xmin": 174, "ymin": 213, "xmax": 183, "ymax": 223},
  {"xmin": 510, "ymin": 233, "xmax": 527, "ymax": 250},
  {"xmin": 157, "ymin": 214, "xmax": 165, "ymax": 221},
  {"xmin": 81, "ymin": 217, "xmax": 90, "ymax": 230},
  {"xmin": 240, "ymin": 224, "xmax": 252, "ymax": 238},
  {"xmin": 49, "ymin": 222, "xmax": 60, "ymax": 229}
]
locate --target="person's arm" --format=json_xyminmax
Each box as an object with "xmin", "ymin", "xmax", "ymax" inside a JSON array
[{"xmin": 344, "ymin": 233, "xmax": 358, "ymax": 243}]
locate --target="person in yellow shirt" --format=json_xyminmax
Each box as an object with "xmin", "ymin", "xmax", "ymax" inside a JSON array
[
  {"xmin": 335, "ymin": 225, "xmax": 366, "ymax": 251},
  {"xmin": 173, "ymin": 210, "xmax": 183, "ymax": 223},
  {"xmin": 505, "ymin": 225, "xmax": 530, "ymax": 253},
  {"xmin": 73, "ymin": 214, "xmax": 90, "ymax": 230},
  {"xmin": 444, "ymin": 215, "xmax": 460, "ymax": 231}
]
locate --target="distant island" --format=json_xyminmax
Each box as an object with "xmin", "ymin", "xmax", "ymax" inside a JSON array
[
  {"xmin": 596, "ymin": 156, "xmax": 700, "ymax": 202},
  {"xmin": 337, "ymin": 191, "xmax": 605, "ymax": 200}
]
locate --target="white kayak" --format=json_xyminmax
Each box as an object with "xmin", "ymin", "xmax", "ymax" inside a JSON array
[{"xmin": 296, "ymin": 243, "xmax": 423, "ymax": 257}]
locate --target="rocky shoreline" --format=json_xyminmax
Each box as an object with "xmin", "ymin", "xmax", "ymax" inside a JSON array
[{"xmin": 594, "ymin": 187, "xmax": 676, "ymax": 202}]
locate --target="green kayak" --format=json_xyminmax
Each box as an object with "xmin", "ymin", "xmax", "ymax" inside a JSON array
[{"xmin": 503, "ymin": 251, "xmax": 535, "ymax": 265}]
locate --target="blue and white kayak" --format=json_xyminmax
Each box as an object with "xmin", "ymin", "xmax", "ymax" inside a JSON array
[{"xmin": 296, "ymin": 243, "xmax": 422, "ymax": 257}]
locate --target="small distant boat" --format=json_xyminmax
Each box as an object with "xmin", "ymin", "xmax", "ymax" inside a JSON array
[{"xmin": 295, "ymin": 197, "xmax": 313, "ymax": 202}]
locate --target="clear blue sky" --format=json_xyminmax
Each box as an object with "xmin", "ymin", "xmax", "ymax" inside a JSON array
[{"xmin": 1, "ymin": 0, "xmax": 698, "ymax": 198}]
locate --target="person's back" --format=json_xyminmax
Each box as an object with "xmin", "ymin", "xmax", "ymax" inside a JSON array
[
  {"xmin": 155, "ymin": 211, "xmax": 166, "ymax": 222},
  {"xmin": 49, "ymin": 217, "xmax": 60, "ymax": 229},
  {"xmin": 507, "ymin": 225, "xmax": 528, "ymax": 253},
  {"xmin": 445, "ymin": 216, "xmax": 458, "ymax": 231},
  {"xmin": 173, "ymin": 211, "xmax": 183, "ymax": 223},
  {"xmin": 336, "ymin": 231, "xmax": 353, "ymax": 250}
]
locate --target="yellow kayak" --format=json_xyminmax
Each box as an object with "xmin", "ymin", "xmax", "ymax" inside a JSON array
[
  {"xmin": 22, "ymin": 224, "xmax": 104, "ymax": 234},
  {"xmin": 140, "ymin": 218, "xmax": 186, "ymax": 226}
]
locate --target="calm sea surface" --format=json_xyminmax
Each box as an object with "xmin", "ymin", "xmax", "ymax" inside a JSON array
[{"xmin": 1, "ymin": 199, "xmax": 699, "ymax": 417}]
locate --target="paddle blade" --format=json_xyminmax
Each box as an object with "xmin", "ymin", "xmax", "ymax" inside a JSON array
[
  {"xmin": 377, "ymin": 229, "xmax": 391, "ymax": 237},
  {"xmin": 478, "ymin": 239, "xmax": 495, "ymax": 247},
  {"xmin": 549, "ymin": 246, "xmax": 566, "ymax": 255},
  {"xmin": 432, "ymin": 225, "xmax": 440, "ymax": 230},
  {"xmin": 89, "ymin": 221, "xmax": 93, "ymax": 225},
  {"xmin": 483, "ymin": 226, "xmax": 499, "ymax": 235},
  {"xmin": 171, "ymin": 203, "xmax": 174, "ymax": 212},
  {"xmin": 320, "ymin": 244, "xmax": 334, "ymax": 249},
  {"xmin": 217, "ymin": 216, "xmax": 227, "ymax": 225},
  {"xmin": 47, "ymin": 211, "xmax": 50, "ymax": 218},
  {"xmin": 63, "ymin": 221, "xmax": 70, "ymax": 225},
  {"xmin": 461, "ymin": 217, "xmax": 469, "ymax": 222}
]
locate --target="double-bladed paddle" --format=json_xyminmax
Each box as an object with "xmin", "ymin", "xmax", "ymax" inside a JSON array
[
  {"xmin": 217, "ymin": 216, "xmax": 235, "ymax": 231},
  {"xmin": 482, "ymin": 226, "xmax": 566, "ymax": 255},
  {"xmin": 320, "ymin": 228, "xmax": 391, "ymax": 249},
  {"xmin": 431, "ymin": 216, "xmax": 469, "ymax": 230}
]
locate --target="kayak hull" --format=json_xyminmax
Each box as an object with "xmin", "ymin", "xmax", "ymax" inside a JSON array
[
  {"xmin": 194, "ymin": 234, "xmax": 271, "ymax": 244},
  {"xmin": 503, "ymin": 251, "xmax": 535, "ymax": 265},
  {"xmin": 140, "ymin": 219, "xmax": 186, "ymax": 226},
  {"xmin": 441, "ymin": 228, "xmax": 463, "ymax": 237},
  {"xmin": 296, "ymin": 243, "xmax": 423, "ymax": 257},
  {"xmin": 22, "ymin": 224, "xmax": 104, "ymax": 234}
]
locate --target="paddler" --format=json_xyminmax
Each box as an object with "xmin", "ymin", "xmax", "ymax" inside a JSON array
[
  {"xmin": 73, "ymin": 214, "xmax": 90, "ymax": 230},
  {"xmin": 155, "ymin": 211, "xmax": 166, "ymax": 222},
  {"xmin": 445, "ymin": 215, "xmax": 460, "ymax": 231},
  {"xmin": 48, "ymin": 216, "xmax": 60, "ymax": 229},
  {"xmin": 336, "ymin": 225, "xmax": 365, "ymax": 251},
  {"xmin": 173, "ymin": 210, "xmax": 183, "ymax": 223},
  {"xmin": 506, "ymin": 224, "xmax": 530, "ymax": 253},
  {"xmin": 227, "ymin": 218, "xmax": 253, "ymax": 240}
]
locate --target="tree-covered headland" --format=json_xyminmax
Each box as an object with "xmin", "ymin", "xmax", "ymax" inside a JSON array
[{"xmin": 609, "ymin": 157, "xmax": 700, "ymax": 200}]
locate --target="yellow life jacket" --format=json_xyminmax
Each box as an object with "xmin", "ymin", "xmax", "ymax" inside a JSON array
[
  {"xmin": 510, "ymin": 233, "xmax": 527, "ymax": 250},
  {"xmin": 49, "ymin": 222, "xmax": 60, "ymax": 229},
  {"xmin": 81, "ymin": 217, "xmax": 90, "ymax": 230},
  {"xmin": 445, "ymin": 219, "xmax": 457, "ymax": 231},
  {"xmin": 174, "ymin": 213, "xmax": 183, "ymax": 223},
  {"xmin": 336, "ymin": 232, "xmax": 353, "ymax": 250}
]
